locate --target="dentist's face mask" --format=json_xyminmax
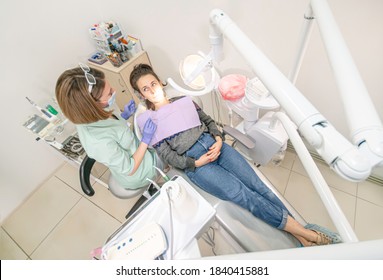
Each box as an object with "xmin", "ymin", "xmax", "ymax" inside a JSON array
[
  {"xmin": 106, "ymin": 91, "xmax": 117, "ymax": 107},
  {"xmin": 100, "ymin": 91, "xmax": 117, "ymax": 109}
]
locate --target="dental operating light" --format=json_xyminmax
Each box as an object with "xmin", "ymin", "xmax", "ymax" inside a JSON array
[
  {"xmin": 167, "ymin": 51, "xmax": 220, "ymax": 96},
  {"xmin": 167, "ymin": 19, "xmax": 224, "ymax": 94}
]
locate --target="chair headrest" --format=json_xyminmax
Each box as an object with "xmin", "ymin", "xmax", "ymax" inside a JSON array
[{"xmin": 133, "ymin": 103, "xmax": 147, "ymax": 144}]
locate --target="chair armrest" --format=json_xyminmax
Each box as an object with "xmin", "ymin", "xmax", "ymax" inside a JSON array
[{"xmin": 223, "ymin": 125, "xmax": 255, "ymax": 149}]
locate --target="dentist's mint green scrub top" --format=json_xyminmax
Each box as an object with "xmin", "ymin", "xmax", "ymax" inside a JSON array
[{"xmin": 76, "ymin": 114, "xmax": 157, "ymax": 190}]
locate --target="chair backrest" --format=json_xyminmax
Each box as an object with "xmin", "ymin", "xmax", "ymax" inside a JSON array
[
  {"xmin": 79, "ymin": 155, "xmax": 96, "ymax": 196},
  {"xmin": 133, "ymin": 103, "xmax": 147, "ymax": 143}
]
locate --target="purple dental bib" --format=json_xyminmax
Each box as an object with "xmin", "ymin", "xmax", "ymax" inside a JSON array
[{"xmin": 137, "ymin": 96, "xmax": 201, "ymax": 146}]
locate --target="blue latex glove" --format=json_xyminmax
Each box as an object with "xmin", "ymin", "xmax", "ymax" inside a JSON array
[
  {"xmin": 141, "ymin": 118, "xmax": 157, "ymax": 145},
  {"xmin": 120, "ymin": 100, "xmax": 136, "ymax": 120}
]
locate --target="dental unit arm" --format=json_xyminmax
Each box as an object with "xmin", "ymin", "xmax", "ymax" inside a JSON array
[{"xmin": 207, "ymin": 3, "xmax": 383, "ymax": 182}]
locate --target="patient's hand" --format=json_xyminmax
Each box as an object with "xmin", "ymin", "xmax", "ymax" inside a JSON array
[
  {"xmin": 195, "ymin": 153, "xmax": 214, "ymax": 167},
  {"xmin": 207, "ymin": 136, "xmax": 222, "ymax": 158},
  {"xmin": 194, "ymin": 136, "xmax": 223, "ymax": 167},
  {"xmin": 195, "ymin": 150, "xmax": 221, "ymax": 167}
]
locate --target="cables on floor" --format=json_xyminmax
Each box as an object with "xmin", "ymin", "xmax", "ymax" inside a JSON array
[{"xmin": 201, "ymin": 226, "xmax": 217, "ymax": 256}]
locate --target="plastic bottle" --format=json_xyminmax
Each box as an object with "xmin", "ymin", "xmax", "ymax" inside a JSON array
[{"xmin": 46, "ymin": 104, "xmax": 58, "ymax": 115}]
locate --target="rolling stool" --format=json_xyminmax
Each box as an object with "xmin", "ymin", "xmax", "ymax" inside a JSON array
[{"xmin": 79, "ymin": 155, "xmax": 161, "ymax": 219}]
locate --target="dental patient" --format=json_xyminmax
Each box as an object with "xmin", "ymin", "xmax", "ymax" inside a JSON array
[{"xmin": 129, "ymin": 63, "xmax": 341, "ymax": 247}]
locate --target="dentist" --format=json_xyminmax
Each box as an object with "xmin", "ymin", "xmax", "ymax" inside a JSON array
[{"xmin": 55, "ymin": 63, "xmax": 158, "ymax": 191}]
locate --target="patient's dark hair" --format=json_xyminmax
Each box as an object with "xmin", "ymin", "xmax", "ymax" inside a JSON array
[{"xmin": 129, "ymin": 64, "xmax": 166, "ymax": 110}]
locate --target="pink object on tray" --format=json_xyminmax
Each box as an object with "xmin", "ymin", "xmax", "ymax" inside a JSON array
[{"xmin": 218, "ymin": 74, "xmax": 247, "ymax": 101}]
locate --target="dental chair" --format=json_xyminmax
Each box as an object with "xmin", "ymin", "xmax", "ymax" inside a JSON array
[
  {"xmin": 132, "ymin": 88, "xmax": 305, "ymax": 253},
  {"xmin": 79, "ymin": 155, "xmax": 160, "ymax": 219}
]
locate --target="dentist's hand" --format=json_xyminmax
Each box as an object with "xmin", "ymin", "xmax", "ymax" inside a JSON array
[
  {"xmin": 141, "ymin": 118, "xmax": 157, "ymax": 145},
  {"xmin": 120, "ymin": 100, "xmax": 136, "ymax": 120}
]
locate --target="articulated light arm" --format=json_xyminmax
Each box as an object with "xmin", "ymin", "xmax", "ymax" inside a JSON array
[
  {"xmin": 167, "ymin": 72, "xmax": 218, "ymax": 96},
  {"xmin": 209, "ymin": 8, "xmax": 382, "ymax": 181}
]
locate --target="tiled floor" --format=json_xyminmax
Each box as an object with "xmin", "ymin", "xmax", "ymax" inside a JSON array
[{"xmin": 1, "ymin": 150, "xmax": 383, "ymax": 259}]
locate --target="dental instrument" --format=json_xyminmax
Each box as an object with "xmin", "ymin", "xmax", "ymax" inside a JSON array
[{"xmin": 153, "ymin": 165, "xmax": 170, "ymax": 182}]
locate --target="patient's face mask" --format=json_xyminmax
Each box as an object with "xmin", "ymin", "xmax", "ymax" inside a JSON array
[{"xmin": 138, "ymin": 75, "xmax": 166, "ymax": 104}]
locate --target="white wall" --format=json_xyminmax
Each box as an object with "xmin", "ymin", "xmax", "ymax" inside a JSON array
[{"xmin": 1, "ymin": 0, "xmax": 382, "ymax": 223}]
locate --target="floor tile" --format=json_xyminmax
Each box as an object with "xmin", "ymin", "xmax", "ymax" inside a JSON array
[
  {"xmin": 85, "ymin": 181, "xmax": 141, "ymax": 223},
  {"xmin": 30, "ymin": 198, "xmax": 121, "ymax": 260},
  {"xmin": 331, "ymin": 187, "xmax": 357, "ymax": 229},
  {"xmin": 0, "ymin": 227, "xmax": 28, "ymax": 260},
  {"xmin": 280, "ymin": 150, "xmax": 296, "ymax": 170},
  {"xmin": 291, "ymin": 155, "xmax": 309, "ymax": 177},
  {"xmin": 100, "ymin": 169, "xmax": 111, "ymax": 184},
  {"xmin": 316, "ymin": 162, "xmax": 358, "ymax": 196},
  {"xmin": 284, "ymin": 171, "xmax": 342, "ymax": 232},
  {"xmin": 357, "ymin": 180, "xmax": 383, "ymax": 208},
  {"xmin": 54, "ymin": 162, "xmax": 84, "ymax": 194},
  {"xmin": 355, "ymin": 199, "xmax": 383, "ymax": 241},
  {"xmin": 92, "ymin": 162, "xmax": 109, "ymax": 179},
  {"xmin": 55, "ymin": 162, "xmax": 109, "ymax": 193},
  {"xmin": 258, "ymin": 164, "xmax": 291, "ymax": 195},
  {"xmin": 2, "ymin": 176, "xmax": 81, "ymax": 255}
]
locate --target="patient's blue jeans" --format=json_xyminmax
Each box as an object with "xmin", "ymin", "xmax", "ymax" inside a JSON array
[{"xmin": 185, "ymin": 133, "xmax": 289, "ymax": 229}]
